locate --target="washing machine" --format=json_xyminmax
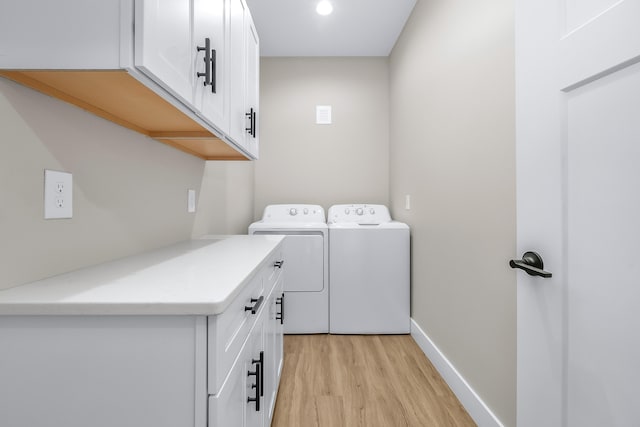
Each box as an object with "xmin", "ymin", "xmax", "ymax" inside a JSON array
[
  {"xmin": 249, "ymin": 204, "xmax": 328, "ymax": 333},
  {"xmin": 328, "ymin": 204, "xmax": 410, "ymax": 334}
]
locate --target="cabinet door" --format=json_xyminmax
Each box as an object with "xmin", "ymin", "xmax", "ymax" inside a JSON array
[
  {"xmin": 209, "ymin": 311, "xmax": 265, "ymax": 427},
  {"xmin": 274, "ymin": 275, "xmax": 284, "ymax": 382},
  {"xmin": 193, "ymin": 0, "xmax": 227, "ymax": 129},
  {"xmin": 135, "ymin": 0, "xmax": 194, "ymax": 105},
  {"xmin": 264, "ymin": 274, "xmax": 284, "ymax": 424},
  {"xmin": 227, "ymin": 0, "xmax": 247, "ymax": 146},
  {"xmin": 243, "ymin": 16, "xmax": 260, "ymax": 158},
  {"xmin": 209, "ymin": 333, "xmax": 248, "ymax": 427}
]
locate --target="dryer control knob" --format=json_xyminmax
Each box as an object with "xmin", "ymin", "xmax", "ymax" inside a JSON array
[
  {"xmin": 303, "ymin": 208, "xmax": 309, "ymax": 215},
  {"xmin": 369, "ymin": 208, "xmax": 375, "ymax": 214},
  {"xmin": 356, "ymin": 208, "xmax": 364, "ymax": 215},
  {"xmin": 344, "ymin": 208, "xmax": 350, "ymax": 215},
  {"xmin": 289, "ymin": 208, "xmax": 298, "ymax": 216}
]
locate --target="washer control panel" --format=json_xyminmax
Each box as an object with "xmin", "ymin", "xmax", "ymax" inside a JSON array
[
  {"xmin": 261, "ymin": 204, "xmax": 326, "ymax": 223},
  {"xmin": 328, "ymin": 204, "xmax": 392, "ymax": 224}
]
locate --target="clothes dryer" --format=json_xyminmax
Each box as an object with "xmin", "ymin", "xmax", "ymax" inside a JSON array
[
  {"xmin": 328, "ymin": 204, "xmax": 410, "ymax": 334},
  {"xmin": 249, "ymin": 204, "xmax": 328, "ymax": 333}
]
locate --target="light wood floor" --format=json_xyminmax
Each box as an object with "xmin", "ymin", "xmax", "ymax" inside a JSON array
[{"xmin": 271, "ymin": 334, "xmax": 476, "ymax": 427}]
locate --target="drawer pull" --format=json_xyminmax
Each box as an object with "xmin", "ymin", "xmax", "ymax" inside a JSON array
[
  {"xmin": 211, "ymin": 48, "xmax": 217, "ymax": 94},
  {"xmin": 196, "ymin": 38, "xmax": 212, "ymax": 87},
  {"xmin": 245, "ymin": 108, "xmax": 256, "ymax": 137},
  {"xmin": 247, "ymin": 359, "xmax": 261, "ymax": 411},
  {"xmin": 245, "ymin": 296, "xmax": 264, "ymax": 315},
  {"xmin": 274, "ymin": 260, "xmax": 284, "ymax": 269},
  {"xmin": 254, "ymin": 351, "xmax": 264, "ymax": 397},
  {"xmin": 276, "ymin": 293, "xmax": 285, "ymax": 325}
]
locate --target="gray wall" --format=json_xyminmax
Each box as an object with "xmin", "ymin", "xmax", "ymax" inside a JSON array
[
  {"xmin": 389, "ymin": 0, "xmax": 516, "ymax": 425},
  {"xmin": 193, "ymin": 161, "xmax": 255, "ymax": 236},
  {"xmin": 254, "ymin": 57, "xmax": 389, "ymax": 218},
  {"xmin": 2, "ymin": 6, "xmax": 517, "ymax": 423},
  {"xmin": 0, "ymin": 78, "xmax": 254, "ymax": 290}
]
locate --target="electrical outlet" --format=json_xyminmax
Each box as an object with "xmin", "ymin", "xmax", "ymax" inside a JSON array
[{"xmin": 44, "ymin": 169, "xmax": 73, "ymax": 219}]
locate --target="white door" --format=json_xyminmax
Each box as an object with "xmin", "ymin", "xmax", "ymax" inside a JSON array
[
  {"xmin": 134, "ymin": 0, "xmax": 193, "ymax": 105},
  {"xmin": 515, "ymin": 1, "xmax": 640, "ymax": 426}
]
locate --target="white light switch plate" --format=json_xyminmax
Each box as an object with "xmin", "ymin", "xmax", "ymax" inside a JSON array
[
  {"xmin": 187, "ymin": 189, "xmax": 196, "ymax": 213},
  {"xmin": 44, "ymin": 169, "xmax": 73, "ymax": 219},
  {"xmin": 316, "ymin": 105, "xmax": 332, "ymax": 124}
]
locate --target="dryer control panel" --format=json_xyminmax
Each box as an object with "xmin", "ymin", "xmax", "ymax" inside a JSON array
[
  {"xmin": 328, "ymin": 204, "xmax": 392, "ymax": 224},
  {"xmin": 260, "ymin": 204, "xmax": 326, "ymax": 223}
]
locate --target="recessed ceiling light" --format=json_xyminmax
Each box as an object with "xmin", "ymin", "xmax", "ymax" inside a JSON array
[{"xmin": 316, "ymin": 0, "xmax": 333, "ymax": 16}]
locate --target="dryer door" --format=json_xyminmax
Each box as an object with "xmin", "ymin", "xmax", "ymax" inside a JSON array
[
  {"xmin": 251, "ymin": 232, "xmax": 325, "ymax": 292},
  {"xmin": 282, "ymin": 235, "xmax": 324, "ymax": 292}
]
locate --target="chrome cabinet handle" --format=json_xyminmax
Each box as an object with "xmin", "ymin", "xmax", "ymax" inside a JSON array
[{"xmin": 510, "ymin": 251, "xmax": 552, "ymax": 278}]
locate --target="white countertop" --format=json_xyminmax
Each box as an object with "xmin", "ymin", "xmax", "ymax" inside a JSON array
[{"xmin": 0, "ymin": 235, "xmax": 284, "ymax": 316}]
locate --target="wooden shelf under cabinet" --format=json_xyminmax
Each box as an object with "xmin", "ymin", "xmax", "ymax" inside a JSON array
[{"xmin": 0, "ymin": 70, "xmax": 248, "ymax": 161}]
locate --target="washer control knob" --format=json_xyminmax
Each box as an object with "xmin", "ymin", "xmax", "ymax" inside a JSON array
[
  {"xmin": 369, "ymin": 208, "xmax": 375, "ymax": 215},
  {"xmin": 289, "ymin": 208, "xmax": 298, "ymax": 216},
  {"xmin": 303, "ymin": 208, "xmax": 309, "ymax": 215},
  {"xmin": 344, "ymin": 208, "xmax": 350, "ymax": 215},
  {"xmin": 356, "ymin": 208, "xmax": 364, "ymax": 216}
]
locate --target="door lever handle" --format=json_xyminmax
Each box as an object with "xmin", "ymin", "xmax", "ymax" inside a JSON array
[{"xmin": 510, "ymin": 251, "xmax": 552, "ymax": 278}]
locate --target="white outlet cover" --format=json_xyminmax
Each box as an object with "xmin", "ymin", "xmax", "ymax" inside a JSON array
[
  {"xmin": 44, "ymin": 169, "xmax": 73, "ymax": 219},
  {"xmin": 187, "ymin": 189, "xmax": 196, "ymax": 213}
]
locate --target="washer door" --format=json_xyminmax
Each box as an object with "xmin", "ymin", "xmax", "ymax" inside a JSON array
[{"xmin": 282, "ymin": 235, "xmax": 325, "ymax": 292}]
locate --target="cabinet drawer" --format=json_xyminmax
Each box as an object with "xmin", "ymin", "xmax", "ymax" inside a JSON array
[{"xmin": 208, "ymin": 270, "xmax": 264, "ymax": 394}]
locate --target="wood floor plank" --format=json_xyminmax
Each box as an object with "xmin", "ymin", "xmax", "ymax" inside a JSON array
[{"xmin": 272, "ymin": 335, "xmax": 476, "ymax": 427}]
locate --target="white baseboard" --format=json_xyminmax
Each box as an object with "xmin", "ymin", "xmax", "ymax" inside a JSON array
[{"xmin": 410, "ymin": 318, "xmax": 504, "ymax": 427}]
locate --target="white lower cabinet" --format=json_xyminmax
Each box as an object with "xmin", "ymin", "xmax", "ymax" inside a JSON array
[
  {"xmin": 0, "ymin": 316, "xmax": 209, "ymax": 427},
  {"xmin": 210, "ymin": 250, "xmax": 284, "ymax": 427},
  {"xmin": 0, "ymin": 243, "xmax": 284, "ymax": 427}
]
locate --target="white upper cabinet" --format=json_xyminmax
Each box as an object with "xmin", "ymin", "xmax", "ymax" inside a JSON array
[
  {"xmin": 0, "ymin": 1, "xmax": 121, "ymax": 69},
  {"xmin": 228, "ymin": 0, "xmax": 248, "ymax": 145},
  {"xmin": 228, "ymin": 0, "xmax": 260, "ymax": 159},
  {"xmin": 193, "ymin": 0, "xmax": 228, "ymax": 132},
  {"xmin": 134, "ymin": 0, "xmax": 194, "ymax": 106},
  {"xmin": 135, "ymin": 0, "xmax": 229, "ymax": 134},
  {"xmin": 0, "ymin": 0, "xmax": 259, "ymax": 160},
  {"xmin": 244, "ymin": 18, "xmax": 260, "ymax": 158}
]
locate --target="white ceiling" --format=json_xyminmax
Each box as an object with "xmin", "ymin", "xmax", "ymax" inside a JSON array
[{"xmin": 245, "ymin": 0, "xmax": 417, "ymax": 57}]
